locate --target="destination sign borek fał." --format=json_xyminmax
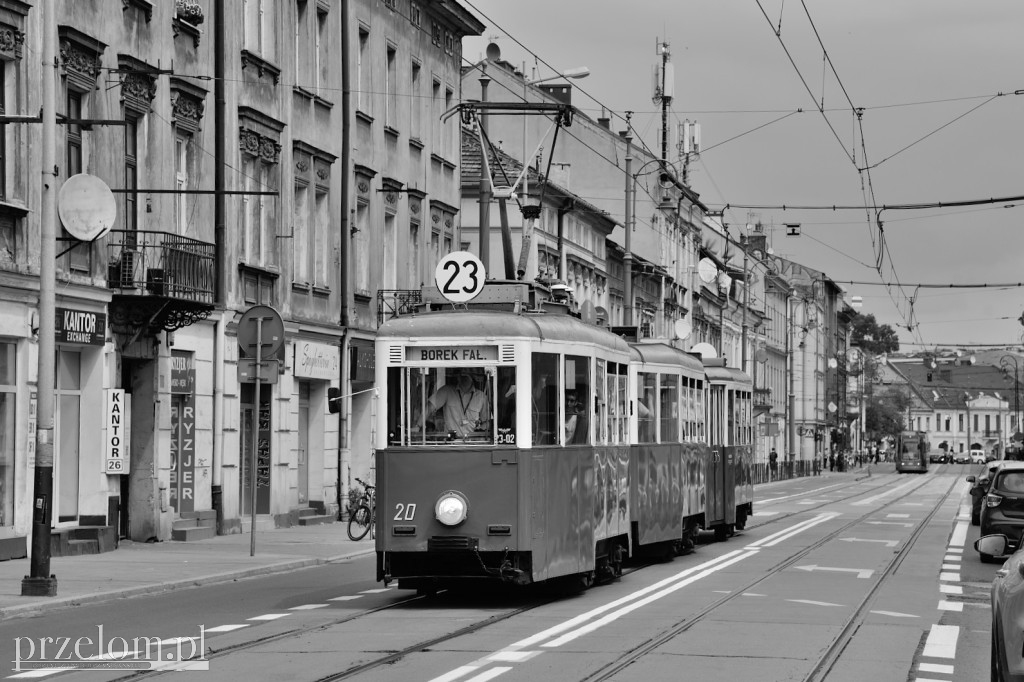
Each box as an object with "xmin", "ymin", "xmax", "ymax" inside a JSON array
[{"xmin": 407, "ymin": 346, "xmax": 498, "ymax": 362}]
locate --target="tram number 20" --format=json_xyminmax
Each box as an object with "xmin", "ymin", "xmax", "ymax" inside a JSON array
[{"xmin": 393, "ymin": 503, "xmax": 417, "ymax": 521}]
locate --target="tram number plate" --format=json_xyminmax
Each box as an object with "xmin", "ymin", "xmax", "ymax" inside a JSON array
[
  {"xmin": 394, "ymin": 503, "xmax": 417, "ymax": 521},
  {"xmin": 435, "ymin": 251, "xmax": 485, "ymax": 303}
]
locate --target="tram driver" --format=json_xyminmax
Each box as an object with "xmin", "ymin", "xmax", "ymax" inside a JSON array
[{"xmin": 427, "ymin": 372, "xmax": 488, "ymax": 438}]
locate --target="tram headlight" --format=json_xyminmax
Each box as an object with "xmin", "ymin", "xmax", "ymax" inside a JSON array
[{"xmin": 435, "ymin": 491, "xmax": 469, "ymax": 526}]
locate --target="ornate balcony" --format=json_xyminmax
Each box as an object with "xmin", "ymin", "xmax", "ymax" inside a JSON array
[
  {"xmin": 377, "ymin": 289, "xmax": 422, "ymax": 326},
  {"xmin": 106, "ymin": 230, "xmax": 215, "ymax": 340}
]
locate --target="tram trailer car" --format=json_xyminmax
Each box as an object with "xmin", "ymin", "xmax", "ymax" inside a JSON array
[{"xmin": 373, "ymin": 286, "xmax": 753, "ymax": 591}]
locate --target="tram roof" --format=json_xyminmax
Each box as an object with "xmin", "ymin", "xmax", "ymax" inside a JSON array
[
  {"xmin": 377, "ymin": 311, "xmax": 631, "ymax": 353},
  {"xmin": 629, "ymin": 342, "xmax": 706, "ymax": 373},
  {"xmin": 703, "ymin": 365, "xmax": 753, "ymax": 384}
]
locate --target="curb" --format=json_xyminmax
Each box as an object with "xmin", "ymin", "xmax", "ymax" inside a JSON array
[{"xmin": 0, "ymin": 548, "xmax": 375, "ymax": 621}]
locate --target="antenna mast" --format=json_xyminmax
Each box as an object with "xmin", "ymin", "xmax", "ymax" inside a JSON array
[{"xmin": 652, "ymin": 39, "xmax": 673, "ymax": 163}]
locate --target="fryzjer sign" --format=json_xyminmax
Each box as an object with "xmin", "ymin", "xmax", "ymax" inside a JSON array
[{"xmin": 55, "ymin": 307, "xmax": 106, "ymax": 346}]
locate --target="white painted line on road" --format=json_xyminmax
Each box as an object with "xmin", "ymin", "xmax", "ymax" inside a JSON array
[
  {"xmin": 464, "ymin": 668, "xmax": 512, "ymax": 682},
  {"xmin": 919, "ymin": 662, "xmax": 955, "ymax": 674},
  {"xmin": 205, "ymin": 624, "xmax": 251, "ymax": 632},
  {"xmin": 328, "ymin": 595, "xmax": 361, "ymax": 601},
  {"xmin": 787, "ymin": 599, "xmax": 843, "ymax": 607},
  {"xmin": 922, "ymin": 624, "xmax": 959, "ymax": 659},
  {"xmin": 290, "ymin": 604, "xmax": 329, "ymax": 610},
  {"xmin": 8, "ymin": 671, "xmax": 61, "ymax": 679},
  {"xmin": 939, "ymin": 572, "xmax": 961, "ymax": 582},
  {"xmin": 938, "ymin": 600, "xmax": 963, "ymax": 612},
  {"xmin": 748, "ymin": 512, "xmax": 840, "ymax": 548},
  {"xmin": 940, "ymin": 584, "xmax": 963, "ymax": 595},
  {"xmin": 943, "ymin": 555, "xmax": 960, "ymax": 562},
  {"xmin": 359, "ymin": 588, "xmax": 392, "ymax": 594},
  {"xmin": 247, "ymin": 613, "xmax": 291, "ymax": 621},
  {"xmin": 946, "ymin": 547, "xmax": 963, "ymax": 553},
  {"xmin": 866, "ymin": 521, "xmax": 913, "ymax": 527},
  {"xmin": 839, "ymin": 537, "xmax": 898, "ymax": 547},
  {"xmin": 899, "ymin": 503, "xmax": 924, "ymax": 506},
  {"xmin": 431, "ymin": 666, "xmax": 483, "ymax": 682},
  {"xmin": 487, "ymin": 651, "xmax": 539, "ymax": 663},
  {"xmin": 886, "ymin": 513, "xmax": 910, "ymax": 518},
  {"xmin": 915, "ymin": 678, "xmax": 952, "ymax": 682},
  {"xmin": 794, "ymin": 565, "xmax": 873, "ymax": 579},
  {"xmin": 753, "ymin": 511, "xmax": 779, "ymax": 516},
  {"xmin": 941, "ymin": 563, "xmax": 960, "ymax": 570},
  {"xmin": 741, "ymin": 592, "xmax": 766, "ymax": 597},
  {"xmin": 758, "ymin": 483, "xmax": 847, "ymax": 504},
  {"xmin": 949, "ymin": 521, "xmax": 968, "ymax": 548},
  {"xmin": 870, "ymin": 610, "xmax": 919, "ymax": 618},
  {"xmin": 853, "ymin": 478, "xmax": 920, "ymax": 506}
]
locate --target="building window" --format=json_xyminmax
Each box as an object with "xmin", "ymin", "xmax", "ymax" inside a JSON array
[
  {"xmin": 292, "ymin": 143, "xmax": 335, "ymax": 288},
  {"xmin": 295, "ymin": 0, "xmax": 308, "ymax": 85},
  {"xmin": 316, "ymin": 8, "xmax": 328, "ymax": 94},
  {"xmin": 431, "ymin": 78, "xmax": 441, "ymax": 149},
  {"xmin": 0, "ymin": 341, "xmax": 14, "ymax": 528},
  {"xmin": 444, "ymin": 87, "xmax": 454, "ymax": 159},
  {"xmin": 0, "ymin": 63, "xmax": 6, "ymax": 200},
  {"xmin": 314, "ymin": 189, "xmax": 329, "ymax": 286},
  {"xmin": 124, "ymin": 115, "xmax": 138, "ymax": 234},
  {"xmin": 408, "ymin": 220, "xmax": 420, "ymax": 288},
  {"xmin": 64, "ymin": 89, "xmax": 90, "ymax": 272},
  {"xmin": 175, "ymin": 131, "xmax": 193, "ymax": 234},
  {"xmin": 409, "ymin": 2, "xmax": 421, "ymax": 27},
  {"xmin": 354, "ymin": 202, "xmax": 369, "ymax": 295},
  {"xmin": 241, "ymin": 266, "xmax": 278, "ymax": 306},
  {"xmin": 243, "ymin": 0, "xmax": 272, "ymax": 59},
  {"xmin": 410, "ymin": 60, "xmax": 422, "ymax": 142},
  {"xmin": 239, "ymin": 113, "xmax": 282, "ymax": 268},
  {"xmin": 357, "ymin": 26, "xmax": 370, "ymax": 115},
  {"xmin": 292, "ymin": 180, "xmax": 309, "ymax": 282},
  {"xmin": 385, "ymin": 43, "xmax": 397, "ymax": 129}
]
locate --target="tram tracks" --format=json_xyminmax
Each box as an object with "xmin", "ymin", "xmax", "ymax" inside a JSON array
[{"xmin": 580, "ymin": 471, "xmax": 960, "ymax": 682}]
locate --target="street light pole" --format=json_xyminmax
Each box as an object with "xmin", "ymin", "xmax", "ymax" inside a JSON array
[{"xmin": 1001, "ymin": 354, "xmax": 1021, "ymax": 451}]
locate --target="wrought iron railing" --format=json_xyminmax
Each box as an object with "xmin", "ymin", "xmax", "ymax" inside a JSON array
[
  {"xmin": 754, "ymin": 386, "xmax": 772, "ymax": 407},
  {"xmin": 377, "ymin": 289, "xmax": 422, "ymax": 326},
  {"xmin": 106, "ymin": 230, "xmax": 215, "ymax": 304}
]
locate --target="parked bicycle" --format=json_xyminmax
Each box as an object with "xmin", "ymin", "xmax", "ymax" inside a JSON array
[{"xmin": 346, "ymin": 477, "xmax": 376, "ymax": 541}]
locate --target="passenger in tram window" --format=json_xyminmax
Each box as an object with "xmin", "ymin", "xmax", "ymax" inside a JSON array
[
  {"xmin": 565, "ymin": 391, "xmax": 580, "ymax": 443},
  {"xmin": 427, "ymin": 372, "xmax": 487, "ymax": 437},
  {"xmin": 567, "ymin": 390, "xmax": 589, "ymax": 445}
]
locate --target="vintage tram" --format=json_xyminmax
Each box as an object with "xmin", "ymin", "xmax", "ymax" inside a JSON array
[
  {"xmin": 895, "ymin": 430, "xmax": 930, "ymax": 473},
  {"xmin": 372, "ymin": 281, "xmax": 753, "ymax": 591}
]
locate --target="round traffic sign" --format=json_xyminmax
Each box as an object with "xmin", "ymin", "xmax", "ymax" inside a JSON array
[
  {"xmin": 58, "ymin": 174, "xmax": 117, "ymax": 241},
  {"xmin": 237, "ymin": 305, "xmax": 286, "ymax": 360},
  {"xmin": 435, "ymin": 251, "xmax": 486, "ymax": 303}
]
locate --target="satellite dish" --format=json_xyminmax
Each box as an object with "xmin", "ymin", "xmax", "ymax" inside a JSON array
[
  {"xmin": 673, "ymin": 319, "xmax": 692, "ymax": 340},
  {"xmin": 828, "ymin": 357, "xmax": 838, "ymax": 369},
  {"xmin": 485, "ymin": 42, "xmax": 501, "ymax": 61},
  {"xmin": 697, "ymin": 258, "xmax": 718, "ymax": 284},
  {"xmin": 58, "ymin": 174, "xmax": 117, "ymax": 241},
  {"xmin": 828, "ymin": 401, "xmax": 837, "ymax": 413},
  {"xmin": 691, "ymin": 342, "xmax": 717, "ymax": 358},
  {"xmin": 580, "ymin": 300, "xmax": 597, "ymax": 325}
]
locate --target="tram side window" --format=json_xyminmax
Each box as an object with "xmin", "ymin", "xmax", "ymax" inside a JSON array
[
  {"xmin": 532, "ymin": 352, "xmax": 559, "ymax": 446},
  {"xmin": 727, "ymin": 389, "xmax": 736, "ymax": 446},
  {"xmin": 595, "ymin": 360, "xmax": 608, "ymax": 444},
  {"xmin": 694, "ymin": 380, "xmax": 704, "ymax": 441},
  {"xmin": 607, "ymin": 362, "xmax": 628, "ymax": 445},
  {"xmin": 495, "ymin": 366, "xmax": 516, "ymax": 444},
  {"xmin": 660, "ymin": 373, "xmax": 679, "ymax": 443},
  {"xmin": 387, "ymin": 367, "xmax": 404, "ymax": 446},
  {"xmin": 637, "ymin": 372, "xmax": 656, "ymax": 443},
  {"xmin": 565, "ymin": 354, "xmax": 590, "ymax": 445}
]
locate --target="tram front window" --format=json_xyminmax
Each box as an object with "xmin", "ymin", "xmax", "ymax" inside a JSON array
[{"xmin": 390, "ymin": 366, "xmax": 515, "ymax": 446}]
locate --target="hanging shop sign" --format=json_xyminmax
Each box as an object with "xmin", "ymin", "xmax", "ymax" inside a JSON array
[
  {"xmin": 55, "ymin": 307, "xmax": 106, "ymax": 346},
  {"xmin": 171, "ymin": 351, "xmax": 196, "ymax": 394},
  {"xmin": 294, "ymin": 341, "xmax": 339, "ymax": 380},
  {"xmin": 104, "ymin": 389, "xmax": 129, "ymax": 474}
]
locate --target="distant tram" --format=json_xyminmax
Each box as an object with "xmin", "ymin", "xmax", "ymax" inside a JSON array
[
  {"xmin": 372, "ymin": 280, "xmax": 753, "ymax": 592},
  {"xmin": 895, "ymin": 430, "xmax": 930, "ymax": 473}
]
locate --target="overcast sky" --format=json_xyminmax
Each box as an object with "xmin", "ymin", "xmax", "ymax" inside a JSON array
[{"xmin": 460, "ymin": 1, "xmax": 1024, "ymax": 353}]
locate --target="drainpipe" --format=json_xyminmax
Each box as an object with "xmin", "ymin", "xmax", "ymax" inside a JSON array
[{"xmin": 337, "ymin": 0, "xmax": 353, "ymax": 515}]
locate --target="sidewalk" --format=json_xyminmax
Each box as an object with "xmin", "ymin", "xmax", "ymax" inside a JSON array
[
  {"xmin": 0, "ymin": 467, "xmax": 884, "ymax": 621},
  {"xmin": 0, "ymin": 523, "xmax": 374, "ymax": 620}
]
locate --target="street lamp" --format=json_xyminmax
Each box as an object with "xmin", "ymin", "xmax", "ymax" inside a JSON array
[
  {"xmin": 527, "ymin": 66, "xmax": 590, "ymax": 86},
  {"xmin": 1001, "ymin": 354, "xmax": 1022, "ymax": 449}
]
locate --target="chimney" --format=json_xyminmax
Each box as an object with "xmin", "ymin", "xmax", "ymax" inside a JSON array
[{"xmin": 597, "ymin": 117, "xmax": 610, "ymax": 129}]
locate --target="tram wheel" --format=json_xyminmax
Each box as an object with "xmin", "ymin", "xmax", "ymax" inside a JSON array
[{"xmin": 714, "ymin": 525, "xmax": 729, "ymax": 542}]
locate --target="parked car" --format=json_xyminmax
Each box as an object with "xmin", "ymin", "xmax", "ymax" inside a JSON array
[
  {"xmin": 929, "ymin": 451, "xmax": 950, "ymax": 464},
  {"xmin": 979, "ymin": 462, "xmax": 1024, "ymax": 562},
  {"xmin": 953, "ymin": 451, "xmax": 971, "ymax": 464},
  {"xmin": 975, "ymin": 534, "xmax": 1024, "ymax": 680},
  {"xmin": 972, "ymin": 448, "xmax": 988, "ymax": 464},
  {"xmin": 968, "ymin": 462, "xmax": 1004, "ymax": 525}
]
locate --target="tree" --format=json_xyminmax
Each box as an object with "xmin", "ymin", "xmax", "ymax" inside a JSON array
[
  {"xmin": 851, "ymin": 313, "xmax": 900, "ymax": 355},
  {"xmin": 865, "ymin": 387, "xmax": 913, "ymax": 443}
]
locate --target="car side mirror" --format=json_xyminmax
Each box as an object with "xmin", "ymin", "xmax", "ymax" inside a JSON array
[{"xmin": 976, "ymin": 534, "xmax": 1008, "ymax": 556}]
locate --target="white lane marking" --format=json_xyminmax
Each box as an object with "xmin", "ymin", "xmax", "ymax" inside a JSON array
[
  {"xmin": 946, "ymin": 547, "xmax": 963, "ymax": 553},
  {"xmin": 328, "ymin": 596, "xmax": 361, "ymax": 601},
  {"xmin": 794, "ymin": 565, "xmax": 873, "ymax": 579},
  {"xmin": 747, "ymin": 512, "xmax": 839, "ymax": 548},
  {"xmin": 866, "ymin": 521, "xmax": 913, "ymax": 527},
  {"xmin": 8, "ymin": 672, "xmax": 62, "ymax": 679},
  {"xmin": 900, "ymin": 503, "xmax": 925, "ymax": 506},
  {"xmin": 886, "ymin": 513, "xmax": 910, "ymax": 518},
  {"xmin": 487, "ymin": 652, "xmax": 539, "ymax": 663},
  {"xmin": 787, "ymin": 599, "xmax": 843, "ymax": 607},
  {"xmin": 758, "ymin": 483, "xmax": 847, "ymax": 504},
  {"xmin": 949, "ymin": 520, "xmax": 969, "ymax": 548},
  {"xmin": 464, "ymin": 668, "xmax": 512, "ymax": 682},
  {"xmin": 943, "ymin": 555, "xmax": 961, "ymax": 562},
  {"xmin": 922, "ymin": 624, "xmax": 959, "ymax": 659},
  {"xmin": 428, "ymin": 515, "xmax": 833, "ymax": 682},
  {"xmin": 839, "ymin": 537, "xmax": 898, "ymax": 547},
  {"xmin": 205, "ymin": 624, "xmax": 251, "ymax": 632},
  {"xmin": 359, "ymin": 588, "xmax": 392, "ymax": 594},
  {"xmin": 941, "ymin": 564, "xmax": 960, "ymax": 570},
  {"xmin": 247, "ymin": 613, "xmax": 291, "ymax": 621},
  {"xmin": 742, "ymin": 592, "xmax": 766, "ymax": 597},
  {"xmin": 290, "ymin": 604, "xmax": 329, "ymax": 610},
  {"xmin": 939, "ymin": 572, "xmax": 961, "ymax": 582},
  {"xmin": 940, "ymin": 584, "xmax": 963, "ymax": 595},
  {"xmin": 920, "ymin": 662, "xmax": 955, "ymax": 674},
  {"xmin": 870, "ymin": 610, "xmax": 919, "ymax": 618},
  {"xmin": 853, "ymin": 478, "xmax": 921, "ymax": 506},
  {"xmin": 540, "ymin": 550, "xmax": 757, "ymax": 648},
  {"xmin": 753, "ymin": 511, "xmax": 779, "ymax": 516},
  {"xmin": 938, "ymin": 600, "xmax": 963, "ymax": 612}
]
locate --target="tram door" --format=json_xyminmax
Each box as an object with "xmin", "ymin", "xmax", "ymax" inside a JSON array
[{"xmin": 705, "ymin": 384, "xmax": 736, "ymax": 528}]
